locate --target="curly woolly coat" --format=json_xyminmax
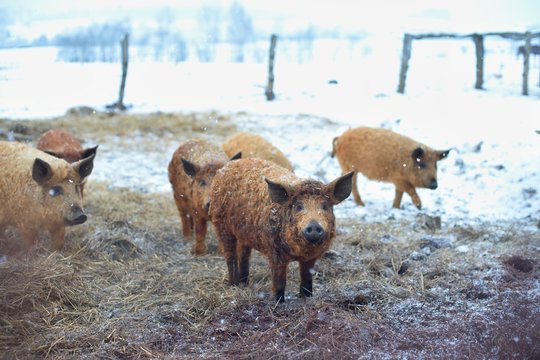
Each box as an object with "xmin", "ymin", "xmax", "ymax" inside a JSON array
[
  {"xmin": 210, "ymin": 157, "xmax": 352, "ymax": 302},
  {"xmin": 222, "ymin": 132, "xmax": 293, "ymax": 171},
  {"xmin": 0, "ymin": 141, "xmax": 94, "ymax": 254},
  {"xmin": 332, "ymin": 127, "xmax": 449, "ymax": 209},
  {"xmin": 168, "ymin": 138, "xmax": 239, "ymax": 255}
]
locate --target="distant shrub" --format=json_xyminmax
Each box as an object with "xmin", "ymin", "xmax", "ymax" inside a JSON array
[{"xmin": 55, "ymin": 21, "xmax": 131, "ymax": 63}]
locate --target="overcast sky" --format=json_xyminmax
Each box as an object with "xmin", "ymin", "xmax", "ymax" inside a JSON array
[{"xmin": 2, "ymin": 0, "xmax": 540, "ymax": 39}]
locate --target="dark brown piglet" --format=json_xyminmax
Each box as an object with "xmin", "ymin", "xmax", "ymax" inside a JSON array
[{"xmin": 210, "ymin": 157, "xmax": 352, "ymax": 302}]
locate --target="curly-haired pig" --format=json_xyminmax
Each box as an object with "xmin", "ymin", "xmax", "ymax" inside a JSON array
[
  {"xmin": 222, "ymin": 132, "xmax": 294, "ymax": 171},
  {"xmin": 332, "ymin": 127, "xmax": 450, "ymax": 209},
  {"xmin": 0, "ymin": 141, "xmax": 95, "ymax": 254},
  {"xmin": 36, "ymin": 129, "xmax": 98, "ymax": 196},
  {"xmin": 209, "ymin": 157, "xmax": 353, "ymax": 303},
  {"xmin": 168, "ymin": 138, "xmax": 240, "ymax": 255}
]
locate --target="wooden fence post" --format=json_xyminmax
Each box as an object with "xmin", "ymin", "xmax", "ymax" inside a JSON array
[
  {"xmin": 117, "ymin": 34, "xmax": 129, "ymax": 110},
  {"xmin": 472, "ymin": 34, "xmax": 484, "ymax": 89},
  {"xmin": 522, "ymin": 32, "xmax": 531, "ymax": 96},
  {"xmin": 537, "ymin": 37, "xmax": 540, "ymax": 87},
  {"xmin": 265, "ymin": 34, "xmax": 277, "ymax": 101},
  {"xmin": 108, "ymin": 34, "xmax": 129, "ymax": 110},
  {"xmin": 397, "ymin": 33, "xmax": 413, "ymax": 94}
]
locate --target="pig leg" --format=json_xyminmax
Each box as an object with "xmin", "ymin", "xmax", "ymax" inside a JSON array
[
  {"xmin": 173, "ymin": 194, "xmax": 193, "ymax": 238},
  {"xmin": 220, "ymin": 232, "xmax": 239, "ymax": 285},
  {"xmin": 238, "ymin": 244, "xmax": 252, "ymax": 285},
  {"xmin": 271, "ymin": 261, "xmax": 289, "ymax": 303},
  {"xmin": 406, "ymin": 187, "xmax": 422, "ymax": 209},
  {"xmin": 19, "ymin": 228, "xmax": 40, "ymax": 252},
  {"xmin": 193, "ymin": 217, "xmax": 207, "ymax": 255},
  {"xmin": 50, "ymin": 227, "xmax": 66, "ymax": 251},
  {"xmin": 351, "ymin": 172, "xmax": 365, "ymax": 206},
  {"xmin": 393, "ymin": 188, "xmax": 404, "ymax": 209},
  {"xmin": 179, "ymin": 211, "xmax": 193, "ymax": 238},
  {"xmin": 395, "ymin": 182, "xmax": 422, "ymax": 209},
  {"xmin": 299, "ymin": 258, "xmax": 317, "ymax": 297}
]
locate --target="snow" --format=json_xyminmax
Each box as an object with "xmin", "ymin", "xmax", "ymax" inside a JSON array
[{"xmin": 0, "ymin": 38, "xmax": 539, "ymax": 227}]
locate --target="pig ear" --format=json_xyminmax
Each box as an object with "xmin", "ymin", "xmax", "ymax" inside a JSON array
[
  {"xmin": 411, "ymin": 147, "xmax": 424, "ymax": 163},
  {"xmin": 32, "ymin": 158, "xmax": 53, "ymax": 184},
  {"xmin": 73, "ymin": 153, "xmax": 95, "ymax": 179},
  {"xmin": 437, "ymin": 149, "xmax": 450, "ymax": 160},
  {"xmin": 265, "ymin": 178, "xmax": 291, "ymax": 205},
  {"xmin": 181, "ymin": 158, "xmax": 199, "ymax": 177},
  {"xmin": 230, "ymin": 152, "xmax": 241, "ymax": 161},
  {"xmin": 81, "ymin": 145, "xmax": 99, "ymax": 160},
  {"xmin": 327, "ymin": 171, "xmax": 353, "ymax": 204}
]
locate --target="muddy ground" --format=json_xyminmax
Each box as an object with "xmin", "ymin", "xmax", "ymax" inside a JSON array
[{"xmin": 0, "ymin": 111, "xmax": 539, "ymax": 359}]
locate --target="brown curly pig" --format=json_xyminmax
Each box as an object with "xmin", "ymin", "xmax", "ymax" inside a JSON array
[
  {"xmin": 36, "ymin": 129, "xmax": 98, "ymax": 196},
  {"xmin": 209, "ymin": 157, "xmax": 353, "ymax": 303},
  {"xmin": 168, "ymin": 138, "xmax": 240, "ymax": 255},
  {"xmin": 332, "ymin": 127, "xmax": 450, "ymax": 209},
  {"xmin": 222, "ymin": 132, "xmax": 294, "ymax": 171},
  {"xmin": 0, "ymin": 141, "xmax": 95, "ymax": 255}
]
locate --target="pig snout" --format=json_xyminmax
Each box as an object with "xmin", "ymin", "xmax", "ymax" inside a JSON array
[
  {"xmin": 303, "ymin": 220, "xmax": 325, "ymax": 244},
  {"xmin": 65, "ymin": 205, "xmax": 87, "ymax": 225},
  {"xmin": 429, "ymin": 179, "xmax": 438, "ymax": 190}
]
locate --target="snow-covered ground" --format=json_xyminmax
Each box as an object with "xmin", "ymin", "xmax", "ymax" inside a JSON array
[{"xmin": 0, "ymin": 39, "xmax": 539, "ymax": 227}]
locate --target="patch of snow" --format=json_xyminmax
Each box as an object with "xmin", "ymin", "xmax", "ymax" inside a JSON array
[{"xmin": 0, "ymin": 41, "xmax": 539, "ymax": 227}]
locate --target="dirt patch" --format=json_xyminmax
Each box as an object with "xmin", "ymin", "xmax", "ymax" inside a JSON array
[
  {"xmin": 505, "ymin": 255, "xmax": 535, "ymax": 273},
  {"xmin": 1, "ymin": 112, "xmax": 539, "ymax": 359}
]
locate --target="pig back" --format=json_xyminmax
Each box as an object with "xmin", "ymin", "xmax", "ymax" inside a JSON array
[
  {"xmin": 336, "ymin": 127, "xmax": 425, "ymax": 180},
  {"xmin": 36, "ymin": 129, "xmax": 84, "ymax": 163},
  {"xmin": 222, "ymin": 132, "xmax": 293, "ymax": 171}
]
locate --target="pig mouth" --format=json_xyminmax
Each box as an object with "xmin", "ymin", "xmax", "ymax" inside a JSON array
[{"xmin": 65, "ymin": 214, "xmax": 87, "ymax": 226}]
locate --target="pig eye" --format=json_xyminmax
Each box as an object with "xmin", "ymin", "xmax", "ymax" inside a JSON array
[
  {"xmin": 293, "ymin": 202, "xmax": 304, "ymax": 212},
  {"xmin": 48, "ymin": 186, "xmax": 63, "ymax": 197},
  {"xmin": 321, "ymin": 202, "xmax": 330, "ymax": 211},
  {"xmin": 199, "ymin": 180, "xmax": 207, "ymax": 187}
]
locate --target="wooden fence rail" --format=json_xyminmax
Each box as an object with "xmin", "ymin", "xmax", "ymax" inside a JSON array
[{"xmin": 397, "ymin": 31, "xmax": 540, "ymax": 95}]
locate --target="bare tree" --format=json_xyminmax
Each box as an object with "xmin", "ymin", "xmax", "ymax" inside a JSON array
[
  {"xmin": 227, "ymin": 2, "xmax": 254, "ymax": 62},
  {"xmin": 154, "ymin": 7, "xmax": 175, "ymax": 61},
  {"xmin": 0, "ymin": 8, "xmax": 10, "ymax": 46},
  {"xmin": 295, "ymin": 25, "xmax": 316, "ymax": 63},
  {"xmin": 152, "ymin": 7, "xmax": 188, "ymax": 62},
  {"xmin": 195, "ymin": 4, "xmax": 222, "ymax": 62},
  {"xmin": 55, "ymin": 21, "xmax": 130, "ymax": 63}
]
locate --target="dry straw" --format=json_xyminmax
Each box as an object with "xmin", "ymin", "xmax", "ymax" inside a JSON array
[{"xmin": 1, "ymin": 112, "xmax": 538, "ymax": 359}]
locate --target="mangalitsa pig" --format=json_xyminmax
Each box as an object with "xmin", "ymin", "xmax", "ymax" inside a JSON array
[
  {"xmin": 168, "ymin": 138, "xmax": 240, "ymax": 255},
  {"xmin": 210, "ymin": 157, "xmax": 353, "ymax": 303},
  {"xmin": 0, "ymin": 141, "xmax": 95, "ymax": 254},
  {"xmin": 332, "ymin": 127, "xmax": 450, "ymax": 209}
]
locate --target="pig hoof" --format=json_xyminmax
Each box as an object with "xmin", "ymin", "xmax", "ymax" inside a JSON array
[{"xmin": 193, "ymin": 247, "xmax": 206, "ymax": 256}]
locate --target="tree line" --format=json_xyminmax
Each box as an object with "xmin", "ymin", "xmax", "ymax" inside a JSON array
[{"xmin": 0, "ymin": 3, "xmax": 325, "ymax": 64}]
